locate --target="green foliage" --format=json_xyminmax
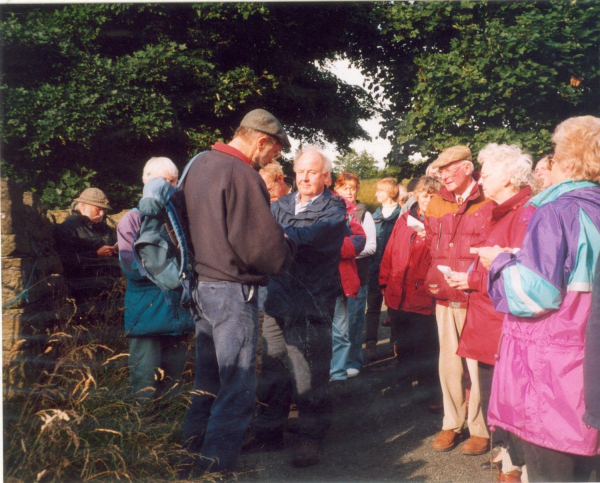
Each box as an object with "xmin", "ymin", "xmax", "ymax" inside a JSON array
[
  {"xmin": 1, "ymin": 3, "xmax": 373, "ymax": 209},
  {"xmin": 41, "ymin": 166, "xmax": 97, "ymax": 209},
  {"xmin": 334, "ymin": 149, "xmax": 380, "ymax": 179},
  {"xmin": 353, "ymin": 1, "xmax": 600, "ymax": 179}
]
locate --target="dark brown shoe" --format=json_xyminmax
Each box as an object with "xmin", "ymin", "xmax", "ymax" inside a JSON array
[
  {"xmin": 432, "ymin": 429, "xmax": 461, "ymax": 452},
  {"xmin": 365, "ymin": 341, "xmax": 378, "ymax": 361},
  {"xmin": 461, "ymin": 435, "xmax": 490, "ymax": 455}
]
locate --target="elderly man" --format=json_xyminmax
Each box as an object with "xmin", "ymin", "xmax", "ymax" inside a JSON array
[
  {"xmin": 117, "ymin": 157, "xmax": 194, "ymax": 403},
  {"xmin": 259, "ymin": 160, "xmax": 291, "ymax": 203},
  {"xmin": 54, "ymin": 187, "xmax": 118, "ymax": 282},
  {"xmin": 424, "ymin": 146, "xmax": 493, "ymax": 455},
  {"xmin": 248, "ymin": 146, "xmax": 347, "ymax": 468},
  {"xmin": 179, "ymin": 109, "xmax": 296, "ymax": 476},
  {"xmin": 534, "ymin": 154, "xmax": 553, "ymax": 190}
]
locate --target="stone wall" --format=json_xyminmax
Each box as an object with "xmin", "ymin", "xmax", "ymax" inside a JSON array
[
  {"xmin": 1, "ymin": 179, "xmax": 72, "ymax": 391},
  {"xmin": 1, "ymin": 180, "xmax": 128, "ymax": 392}
]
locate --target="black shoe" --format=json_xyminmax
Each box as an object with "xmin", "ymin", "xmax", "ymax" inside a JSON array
[
  {"xmin": 292, "ymin": 440, "xmax": 320, "ymax": 468},
  {"xmin": 480, "ymin": 460, "xmax": 502, "ymax": 471}
]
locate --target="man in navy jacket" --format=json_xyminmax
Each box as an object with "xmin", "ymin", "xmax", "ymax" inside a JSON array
[{"xmin": 250, "ymin": 146, "xmax": 347, "ymax": 468}]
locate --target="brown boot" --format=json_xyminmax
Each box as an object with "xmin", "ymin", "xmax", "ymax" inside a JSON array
[
  {"xmin": 366, "ymin": 341, "xmax": 378, "ymax": 361},
  {"xmin": 498, "ymin": 470, "xmax": 522, "ymax": 482},
  {"xmin": 461, "ymin": 435, "xmax": 490, "ymax": 455},
  {"xmin": 432, "ymin": 429, "xmax": 461, "ymax": 452}
]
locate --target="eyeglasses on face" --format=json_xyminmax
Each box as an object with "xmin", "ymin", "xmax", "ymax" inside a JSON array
[{"xmin": 439, "ymin": 162, "xmax": 467, "ymax": 177}]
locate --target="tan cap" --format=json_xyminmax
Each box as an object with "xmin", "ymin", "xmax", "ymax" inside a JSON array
[
  {"xmin": 74, "ymin": 187, "xmax": 111, "ymax": 210},
  {"xmin": 431, "ymin": 145, "xmax": 472, "ymax": 169},
  {"xmin": 240, "ymin": 109, "xmax": 291, "ymax": 149}
]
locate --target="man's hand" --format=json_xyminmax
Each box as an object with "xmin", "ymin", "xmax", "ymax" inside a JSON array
[
  {"xmin": 478, "ymin": 245, "xmax": 507, "ymax": 270},
  {"xmin": 445, "ymin": 272, "xmax": 470, "ymax": 291},
  {"xmin": 97, "ymin": 245, "xmax": 117, "ymax": 257}
]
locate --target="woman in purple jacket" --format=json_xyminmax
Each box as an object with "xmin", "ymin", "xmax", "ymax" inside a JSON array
[{"xmin": 482, "ymin": 116, "xmax": 600, "ymax": 482}]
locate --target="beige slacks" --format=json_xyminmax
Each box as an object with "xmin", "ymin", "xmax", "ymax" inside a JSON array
[{"xmin": 436, "ymin": 304, "xmax": 489, "ymax": 438}]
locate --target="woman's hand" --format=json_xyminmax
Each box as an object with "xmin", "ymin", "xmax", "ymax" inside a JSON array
[{"xmin": 477, "ymin": 245, "xmax": 507, "ymax": 270}]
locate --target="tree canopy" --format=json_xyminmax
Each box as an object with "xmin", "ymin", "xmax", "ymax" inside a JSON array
[
  {"xmin": 353, "ymin": 0, "xmax": 600, "ymax": 178},
  {"xmin": 334, "ymin": 149, "xmax": 379, "ymax": 179},
  {"xmin": 1, "ymin": 3, "xmax": 374, "ymax": 208}
]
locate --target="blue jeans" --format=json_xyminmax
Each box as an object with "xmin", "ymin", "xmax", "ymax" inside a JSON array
[
  {"xmin": 181, "ymin": 281, "xmax": 258, "ymax": 474},
  {"xmin": 330, "ymin": 296, "xmax": 351, "ymax": 381},
  {"xmin": 254, "ymin": 309, "xmax": 334, "ymax": 442},
  {"xmin": 346, "ymin": 284, "xmax": 367, "ymax": 371},
  {"xmin": 128, "ymin": 335, "xmax": 189, "ymax": 402}
]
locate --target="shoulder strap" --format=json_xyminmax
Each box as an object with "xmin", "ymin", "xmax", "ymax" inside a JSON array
[{"xmin": 178, "ymin": 151, "xmax": 208, "ymax": 189}]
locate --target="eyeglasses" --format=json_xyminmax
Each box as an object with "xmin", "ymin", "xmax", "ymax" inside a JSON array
[{"xmin": 439, "ymin": 162, "xmax": 467, "ymax": 178}]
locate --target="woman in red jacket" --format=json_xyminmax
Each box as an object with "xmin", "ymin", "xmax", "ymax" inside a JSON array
[
  {"xmin": 447, "ymin": 144, "xmax": 536, "ymax": 478},
  {"xmin": 379, "ymin": 176, "xmax": 441, "ymax": 387}
]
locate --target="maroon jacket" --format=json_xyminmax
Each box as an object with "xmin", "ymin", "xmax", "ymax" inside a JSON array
[
  {"xmin": 456, "ymin": 187, "xmax": 535, "ymax": 365},
  {"xmin": 379, "ymin": 208, "xmax": 434, "ymax": 315},
  {"xmin": 424, "ymin": 180, "xmax": 493, "ymax": 307},
  {"xmin": 337, "ymin": 195, "xmax": 366, "ymax": 298}
]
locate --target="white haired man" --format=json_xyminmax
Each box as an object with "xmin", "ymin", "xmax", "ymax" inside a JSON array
[
  {"xmin": 117, "ymin": 157, "xmax": 194, "ymax": 403},
  {"xmin": 249, "ymin": 146, "xmax": 347, "ymax": 468},
  {"xmin": 424, "ymin": 146, "xmax": 493, "ymax": 455}
]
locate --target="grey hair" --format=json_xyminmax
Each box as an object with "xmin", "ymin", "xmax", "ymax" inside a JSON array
[
  {"xmin": 293, "ymin": 145, "xmax": 333, "ymax": 174},
  {"xmin": 478, "ymin": 143, "xmax": 533, "ymax": 190},
  {"xmin": 142, "ymin": 157, "xmax": 179, "ymax": 185}
]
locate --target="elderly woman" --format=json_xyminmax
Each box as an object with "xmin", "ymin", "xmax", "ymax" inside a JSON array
[
  {"xmin": 481, "ymin": 116, "xmax": 600, "ymax": 482},
  {"xmin": 447, "ymin": 144, "xmax": 536, "ymax": 474},
  {"xmin": 334, "ymin": 173, "xmax": 377, "ymax": 377}
]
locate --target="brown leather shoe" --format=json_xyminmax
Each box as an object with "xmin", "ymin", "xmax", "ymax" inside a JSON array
[
  {"xmin": 432, "ymin": 429, "xmax": 461, "ymax": 452},
  {"xmin": 498, "ymin": 470, "xmax": 522, "ymax": 482},
  {"xmin": 461, "ymin": 435, "xmax": 490, "ymax": 455}
]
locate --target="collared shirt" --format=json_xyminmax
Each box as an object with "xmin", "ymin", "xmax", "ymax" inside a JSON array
[
  {"xmin": 295, "ymin": 191, "xmax": 324, "ymax": 215},
  {"xmin": 455, "ymin": 179, "xmax": 477, "ymax": 204},
  {"xmin": 212, "ymin": 142, "xmax": 251, "ymax": 167}
]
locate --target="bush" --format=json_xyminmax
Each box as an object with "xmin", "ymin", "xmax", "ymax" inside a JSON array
[{"xmin": 3, "ymin": 281, "xmax": 204, "ymax": 482}]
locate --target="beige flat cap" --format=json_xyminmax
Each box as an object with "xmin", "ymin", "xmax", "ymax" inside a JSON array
[{"xmin": 431, "ymin": 145, "xmax": 472, "ymax": 169}]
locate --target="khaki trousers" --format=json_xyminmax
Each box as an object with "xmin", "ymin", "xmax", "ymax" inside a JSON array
[{"xmin": 436, "ymin": 304, "xmax": 489, "ymax": 438}]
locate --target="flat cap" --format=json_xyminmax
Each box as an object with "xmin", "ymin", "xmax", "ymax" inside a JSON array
[
  {"xmin": 431, "ymin": 145, "xmax": 472, "ymax": 169},
  {"xmin": 240, "ymin": 109, "xmax": 291, "ymax": 149},
  {"xmin": 74, "ymin": 187, "xmax": 111, "ymax": 210}
]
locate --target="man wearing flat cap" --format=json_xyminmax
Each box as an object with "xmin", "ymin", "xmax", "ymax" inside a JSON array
[
  {"xmin": 54, "ymin": 187, "xmax": 118, "ymax": 279},
  {"xmin": 423, "ymin": 146, "xmax": 493, "ymax": 456},
  {"xmin": 179, "ymin": 109, "xmax": 296, "ymax": 477}
]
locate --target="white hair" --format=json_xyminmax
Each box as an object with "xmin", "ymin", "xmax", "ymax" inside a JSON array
[
  {"xmin": 397, "ymin": 185, "xmax": 408, "ymax": 203},
  {"xmin": 478, "ymin": 143, "xmax": 533, "ymax": 190},
  {"xmin": 293, "ymin": 145, "xmax": 332, "ymax": 174},
  {"xmin": 142, "ymin": 157, "xmax": 179, "ymax": 185}
]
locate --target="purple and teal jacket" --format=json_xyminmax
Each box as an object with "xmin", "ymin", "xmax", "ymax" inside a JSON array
[{"xmin": 487, "ymin": 180, "xmax": 600, "ymax": 456}]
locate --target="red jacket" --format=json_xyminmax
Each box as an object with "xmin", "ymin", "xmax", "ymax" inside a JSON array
[
  {"xmin": 424, "ymin": 180, "xmax": 493, "ymax": 307},
  {"xmin": 335, "ymin": 194, "xmax": 366, "ymax": 298},
  {"xmin": 379, "ymin": 208, "xmax": 434, "ymax": 315},
  {"xmin": 456, "ymin": 187, "xmax": 535, "ymax": 365}
]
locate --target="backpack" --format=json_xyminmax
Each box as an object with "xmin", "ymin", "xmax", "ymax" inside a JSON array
[{"xmin": 132, "ymin": 152, "xmax": 204, "ymax": 307}]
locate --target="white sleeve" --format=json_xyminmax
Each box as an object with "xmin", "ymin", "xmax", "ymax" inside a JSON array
[{"xmin": 357, "ymin": 211, "xmax": 377, "ymax": 258}]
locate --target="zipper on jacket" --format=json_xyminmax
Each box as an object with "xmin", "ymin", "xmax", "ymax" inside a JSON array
[{"xmin": 436, "ymin": 221, "xmax": 443, "ymax": 250}]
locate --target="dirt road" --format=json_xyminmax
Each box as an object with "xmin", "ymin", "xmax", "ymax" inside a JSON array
[{"xmin": 236, "ymin": 325, "xmax": 495, "ymax": 483}]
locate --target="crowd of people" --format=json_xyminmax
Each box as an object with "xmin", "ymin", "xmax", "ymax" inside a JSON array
[{"xmin": 53, "ymin": 110, "xmax": 600, "ymax": 482}]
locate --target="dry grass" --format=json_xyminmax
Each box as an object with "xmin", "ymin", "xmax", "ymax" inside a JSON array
[{"xmin": 2, "ymin": 281, "xmax": 231, "ymax": 482}]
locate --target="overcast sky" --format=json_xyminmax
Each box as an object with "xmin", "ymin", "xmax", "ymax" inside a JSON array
[{"xmin": 288, "ymin": 59, "xmax": 391, "ymax": 169}]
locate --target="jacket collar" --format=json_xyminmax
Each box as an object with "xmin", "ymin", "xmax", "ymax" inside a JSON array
[
  {"xmin": 212, "ymin": 142, "xmax": 251, "ymax": 167},
  {"xmin": 492, "ymin": 186, "xmax": 532, "ymax": 221},
  {"xmin": 373, "ymin": 203, "xmax": 400, "ymax": 221},
  {"xmin": 439, "ymin": 178, "xmax": 485, "ymax": 212},
  {"xmin": 280, "ymin": 188, "xmax": 335, "ymax": 214},
  {"xmin": 527, "ymin": 180, "xmax": 599, "ymax": 208}
]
